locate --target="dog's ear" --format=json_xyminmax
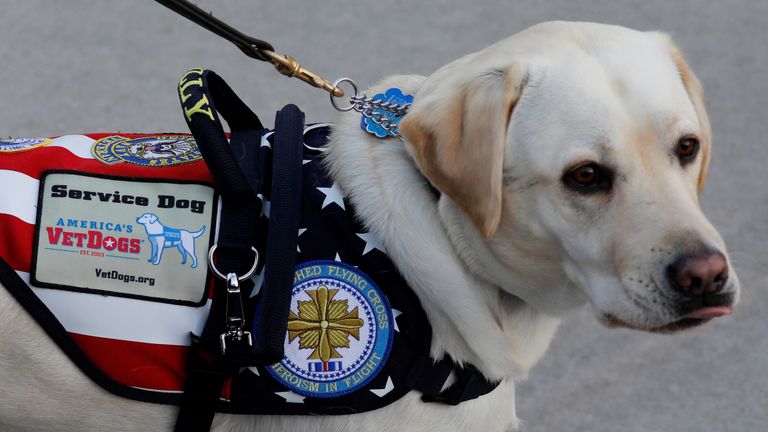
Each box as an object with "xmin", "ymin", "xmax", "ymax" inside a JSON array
[
  {"xmin": 662, "ymin": 37, "xmax": 712, "ymax": 193},
  {"xmin": 399, "ymin": 64, "xmax": 527, "ymax": 238},
  {"xmin": 149, "ymin": 214, "xmax": 158, "ymax": 223}
]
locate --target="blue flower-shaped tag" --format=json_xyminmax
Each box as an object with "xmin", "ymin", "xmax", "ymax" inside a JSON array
[{"xmin": 360, "ymin": 88, "xmax": 414, "ymax": 138}]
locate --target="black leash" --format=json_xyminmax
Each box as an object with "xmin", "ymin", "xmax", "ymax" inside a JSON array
[
  {"xmin": 155, "ymin": 0, "xmax": 343, "ymax": 96},
  {"xmin": 155, "ymin": 0, "xmax": 273, "ymax": 61}
]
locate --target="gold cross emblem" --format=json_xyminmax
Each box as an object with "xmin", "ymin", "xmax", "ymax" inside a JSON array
[{"xmin": 287, "ymin": 285, "xmax": 364, "ymax": 365}]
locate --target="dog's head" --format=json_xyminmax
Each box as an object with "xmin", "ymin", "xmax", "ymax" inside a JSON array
[
  {"xmin": 136, "ymin": 213, "xmax": 159, "ymax": 225},
  {"xmin": 400, "ymin": 22, "xmax": 739, "ymax": 333}
]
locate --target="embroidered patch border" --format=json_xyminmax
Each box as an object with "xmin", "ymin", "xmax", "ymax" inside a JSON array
[
  {"xmin": 0, "ymin": 137, "xmax": 52, "ymax": 153},
  {"xmin": 267, "ymin": 261, "xmax": 394, "ymax": 398},
  {"xmin": 91, "ymin": 135, "xmax": 202, "ymax": 167}
]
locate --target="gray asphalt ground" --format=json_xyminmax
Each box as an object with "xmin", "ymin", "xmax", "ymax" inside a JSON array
[{"xmin": 1, "ymin": 1, "xmax": 766, "ymax": 431}]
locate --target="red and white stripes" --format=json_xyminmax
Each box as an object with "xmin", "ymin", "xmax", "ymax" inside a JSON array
[{"xmin": 0, "ymin": 134, "xmax": 215, "ymax": 392}]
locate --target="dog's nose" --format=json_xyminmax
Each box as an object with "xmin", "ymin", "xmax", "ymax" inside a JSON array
[{"xmin": 667, "ymin": 251, "xmax": 729, "ymax": 297}]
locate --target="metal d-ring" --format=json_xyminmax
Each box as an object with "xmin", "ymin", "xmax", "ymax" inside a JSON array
[
  {"xmin": 207, "ymin": 244, "xmax": 259, "ymax": 281},
  {"xmin": 330, "ymin": 77, "xmax": 359, "ymax": 112}
]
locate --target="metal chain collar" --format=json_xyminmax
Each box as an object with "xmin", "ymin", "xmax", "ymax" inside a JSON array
[{"xmin": 330, "ymin": 78, "xmax": 412, "ymax": 141}]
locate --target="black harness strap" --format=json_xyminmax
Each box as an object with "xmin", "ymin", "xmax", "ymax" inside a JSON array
[
  {"xmin": 407, "ymin": 355, "xmax": 501, "ymax": 406},
  {"xmin": 174, "ymin": 69, "xmax": 303, "ymax": 432},
  {"xmin": 179, "ymin": 69, "xmax": 262, "ymax": 359},
  {"xmin": 173, "ymin": 344, "xmax": 236, "ymax": 432},
  {"xmin": 175, "ymin": 68, "xmax": 263, "ymax": 432}
]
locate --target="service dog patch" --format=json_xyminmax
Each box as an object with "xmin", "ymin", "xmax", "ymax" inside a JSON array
[
  {"xmin": 31, "ymin": 171, "xmax": 217, "ymax": 305},
  {"xmin": 267, "ymin": 261, "xmax": 394, "ymax": 398}
]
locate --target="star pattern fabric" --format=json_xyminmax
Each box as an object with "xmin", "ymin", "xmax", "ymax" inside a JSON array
[
  {"xmin": 316, "ymin": 183, "xmax": 346, "ymax": 210},
  {"xmin": 224, "ymin": 124, "xmax": 435, "ymax": 415},
  {"xmin": 356, "ymin": 232, "xmax": 385, "ymax": 255}
]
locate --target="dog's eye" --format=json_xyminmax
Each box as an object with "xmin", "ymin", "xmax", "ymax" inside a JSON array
[
  {"xmin": 563, "ymin": 163, "xmax": 612, "ymax": 193},
  {"xmin": 572, "ymin": 165, "xmax": 597, "ymax": 184},
  {"xmin": 675, "ymin": 137, "xmax": 699, "ymax": 165}
]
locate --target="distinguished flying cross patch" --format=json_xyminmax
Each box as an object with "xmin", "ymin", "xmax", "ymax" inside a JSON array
[
  {"xmin": 91, "ymin": 135, "xmax": 202, "ymax": 167},
  {"xmin": 267, "ymin": 261, "xmax": 394, "ymax": 398}
]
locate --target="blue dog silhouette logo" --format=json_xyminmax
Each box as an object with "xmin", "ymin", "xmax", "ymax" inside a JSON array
[{"xmin": 135, "ymin": 213, "xmax": 206, "ymax": 268}]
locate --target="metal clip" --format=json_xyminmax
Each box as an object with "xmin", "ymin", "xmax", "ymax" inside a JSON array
[
  {"xmin": 207, "ymin": 245, "xmax": 258, "ymax": 354},
  {"xmin": 220, "ymin": 331, "xmax": 253, "ymax": 355},
  {"xmin": 220, "ymin": 272, "xmax": 252, "ymax": 354},
  {"xmin": 220, "ymin": 330, "xmax": 253, "ymax": 355},
  {"xmin": 261, "ymin": 49, "xmax": 344, "ymax": 97}
]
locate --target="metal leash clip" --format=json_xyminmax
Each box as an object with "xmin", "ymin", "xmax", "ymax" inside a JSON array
[
  {"xmin": 220, "ymin": 273, "xmax": 252, "ymax": 354},
  {"xmin": 261, "ymin": 50, "xmax": 343, "ymax": 97},
  {"xmin": 207, "ymin": 245, "xmax": 259, "ymax": 354}
]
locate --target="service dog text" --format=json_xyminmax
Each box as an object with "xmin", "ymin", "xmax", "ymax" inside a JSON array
[{"xmin": 50, "ymin": 184, "xmax": 206, "ymax": 214}]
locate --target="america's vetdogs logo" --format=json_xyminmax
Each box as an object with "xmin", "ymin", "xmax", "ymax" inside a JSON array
[
  {"xmin": 91, "ymin": 135, "xmax": 202, "ymax": 167},
  {"xmin": 41, "ymin": 183, "xmax": 207, "ymax": 263},
  {"xmin": 46, "ymin": 219, "xmax": 141, "ymax": 255},
  {"xmin": 267, "ymin": 261, "xmax": 393, "ymax": 398}
]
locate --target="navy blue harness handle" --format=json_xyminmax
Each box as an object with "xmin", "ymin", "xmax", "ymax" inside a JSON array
[{"xmin": 252, "ymin": 104, "xmax": 304, "ymax": 361}]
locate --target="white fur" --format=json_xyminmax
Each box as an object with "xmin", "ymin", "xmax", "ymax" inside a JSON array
[{"xmin": 0, "ymin": 21, "xmax": 739, "ymax": 431}]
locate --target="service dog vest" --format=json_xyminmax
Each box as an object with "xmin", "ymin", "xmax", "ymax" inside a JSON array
[
  {"xmin": 0, "ymin": 70, "xmax": 498, "ymax": 417},
  {"xmin": 0, "ymin": 128, "xmax": 494, "ymax": 415}
]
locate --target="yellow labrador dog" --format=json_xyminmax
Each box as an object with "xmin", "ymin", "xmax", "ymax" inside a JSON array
[{"xmin": 0, "ymin": 21, "xmax": 739, "ymax": 431}]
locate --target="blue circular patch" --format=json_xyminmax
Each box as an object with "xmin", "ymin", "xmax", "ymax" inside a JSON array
[
  {"xmin": 91, "ymin": 135, "xmax": 202, "ymax": 167},
  {"xmin": 267, "ymin": 261, "xmax": 393, "ymax": 398},
  {"xmin": 0, "ymin": 138, "xmax": 51, "ymax": 153}
]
